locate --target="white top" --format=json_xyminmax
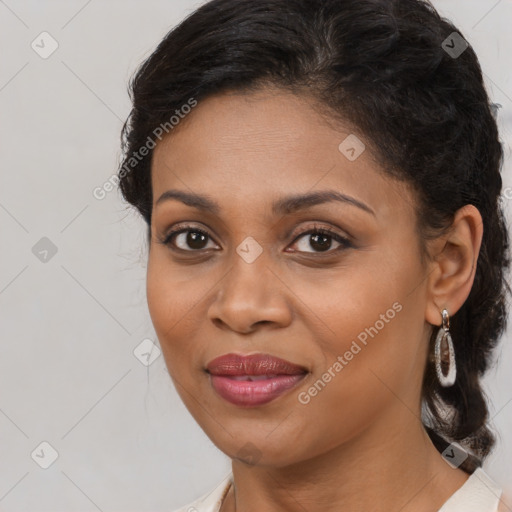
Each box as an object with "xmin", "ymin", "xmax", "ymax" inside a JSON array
[{"xmin": 171, "ymin": 467, "xmax": 503, "ymax": 512}]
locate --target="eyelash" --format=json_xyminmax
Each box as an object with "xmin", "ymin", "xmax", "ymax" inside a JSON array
[{"xmin": 158, "ymin": 223, "xmax": 353, "ymax": 255}]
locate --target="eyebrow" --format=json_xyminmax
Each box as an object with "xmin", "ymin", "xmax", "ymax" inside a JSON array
[{"xmin": 155, "ymin": 189, "xmax": 375, "ymax": 216}]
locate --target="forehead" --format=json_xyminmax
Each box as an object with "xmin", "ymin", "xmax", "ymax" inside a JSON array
[{"xmin": 151, "ymin": 89, "xmax": 415, "ymax": 220}]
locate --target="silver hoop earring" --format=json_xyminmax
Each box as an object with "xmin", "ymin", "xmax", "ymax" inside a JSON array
[{"xmin": 434, "ymin": 309, "xmax": 456, "ymax": 387}]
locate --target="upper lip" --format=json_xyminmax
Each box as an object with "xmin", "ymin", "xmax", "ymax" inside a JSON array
[{"xmin": 206, "ymin": 353, "xmax": 308, "ymax": 376}]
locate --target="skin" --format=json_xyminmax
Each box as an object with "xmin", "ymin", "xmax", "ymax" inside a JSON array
[{"xmin": 147, "ymin": 87, "xmax": 484, "ymax": 512}]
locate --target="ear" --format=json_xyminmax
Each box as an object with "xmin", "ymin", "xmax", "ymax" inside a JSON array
[{"xmin": 425, "ymin": 204, "xmax": 484, "ymax": 327}]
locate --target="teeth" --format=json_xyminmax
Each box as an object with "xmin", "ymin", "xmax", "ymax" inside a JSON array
[{"xmin": 229, "ymin": 375, "xmax": 278, "ymax": 381}]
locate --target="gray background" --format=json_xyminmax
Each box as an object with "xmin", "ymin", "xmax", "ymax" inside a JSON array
[{"xmin": 0, "ymin": 1, "xmax": 511, "ymax": 510}]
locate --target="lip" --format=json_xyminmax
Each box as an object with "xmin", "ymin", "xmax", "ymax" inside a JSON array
[{"xmin": 206, "ymin": 353, "xmax": 308, "ymax": 407}]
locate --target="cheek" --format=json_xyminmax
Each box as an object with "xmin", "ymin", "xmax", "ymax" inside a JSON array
[
  {"xmin": 287, "ymin": 259, "xmax": 404, "ymax": 352},
  {"xmin": 146, "ymin": 255, "xmax": 172, "ymax": 337},
  {"xmin": 146, "ymin": 254, "xmax": 192, "ymax": 364},
  {"xmin": 146, "ymin": 250, "xmax": 196, "ymax": 329},
  {"xmin": 290, "ymin": 257, "xmax": 420, "ymax": 400},
  {"xmin": 146, "ymin": 251, "xmax": 216, "ymax": 378}
]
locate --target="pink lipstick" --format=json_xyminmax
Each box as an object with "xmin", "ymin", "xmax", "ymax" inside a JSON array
[{"xmin": 206, "ymin": 353, "xmax": 308, "ymax": 407}]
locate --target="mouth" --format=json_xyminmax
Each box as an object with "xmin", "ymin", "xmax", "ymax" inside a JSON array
[{"xmin": 205, "ymin": 353, "xmax": 308, "ymax": 407}]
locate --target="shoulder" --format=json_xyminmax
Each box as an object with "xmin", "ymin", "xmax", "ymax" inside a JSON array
[
  {"xmin": 497, "ymin": 495, "xmax": 511, "ymax": 512},
  {"xmin": 438, "ymin": 467, "xmax": 505, "ymax": 512},
  {"xmin": 470, "ymin": 468, "xmax": 508, "ymax": 512},
  {"xmin": 171, "ymin": 473, "xmax": 233, "ymax": 512}
]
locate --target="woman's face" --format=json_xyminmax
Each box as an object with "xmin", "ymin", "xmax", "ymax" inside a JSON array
[{"xmin": 148, "ymin": 88, "xmax": 433, "ymax": 467}]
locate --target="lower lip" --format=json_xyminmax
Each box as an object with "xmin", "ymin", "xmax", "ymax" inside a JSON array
[{"xmin": 209, "ymin": 374, "xmax": 307, "ymax": 407}]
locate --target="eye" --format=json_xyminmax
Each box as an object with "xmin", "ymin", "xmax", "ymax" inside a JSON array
[
  {"xmin": 288, "ymin": 224, "xmax": 353, "ymax": 254},
  {"xmin": 158, "ymin": 223, "xmax": 352, "ymax": 254},
  {"xmin": 159, "ymin": 225, "xmax": 218, "ymax": 252}
]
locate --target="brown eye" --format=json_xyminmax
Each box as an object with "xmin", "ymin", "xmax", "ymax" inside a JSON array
[
  {"xmin": 289, "ymin": 226, "xmax": 352, "ymax": 254},
  {"xmin": 162, "ymin": 226, "xmax": 218, "ymax": 251}
]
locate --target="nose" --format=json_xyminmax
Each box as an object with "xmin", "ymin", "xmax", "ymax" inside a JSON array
[{"xmin": 207, "ymin": 254, "xmax": 293, "ymax": 334}]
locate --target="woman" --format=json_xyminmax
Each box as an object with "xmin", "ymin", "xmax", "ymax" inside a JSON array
[{"xmin": 117, "ymin": 0, "xmax": 511, "ymax": 510}]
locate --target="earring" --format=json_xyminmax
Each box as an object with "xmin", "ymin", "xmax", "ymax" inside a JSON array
[{"xmin": 434, "ymin": 309, "xmax": 457, "ymax": 387}]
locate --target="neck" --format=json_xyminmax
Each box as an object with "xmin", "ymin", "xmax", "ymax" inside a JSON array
[{"xmin": 223, "ymin": 409, "xmax": 469, "ymax": 512}]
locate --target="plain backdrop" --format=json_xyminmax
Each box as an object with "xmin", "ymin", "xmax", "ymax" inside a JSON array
[{"xmin": 0, "ymin": 1, "xmax": 511, "ymax": 510}]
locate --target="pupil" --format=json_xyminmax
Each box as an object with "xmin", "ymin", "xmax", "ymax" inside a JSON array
[
  {"xmin": 183, "ymin": 232, "xmax": 333, "ymax": 251},
  {"xmin": 188, "ymin": 231, "xmax": 207, "ymax": 249},
  {"xmin": 311, "ymin": 234, "xmax": 331, "ymax": 252}
]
